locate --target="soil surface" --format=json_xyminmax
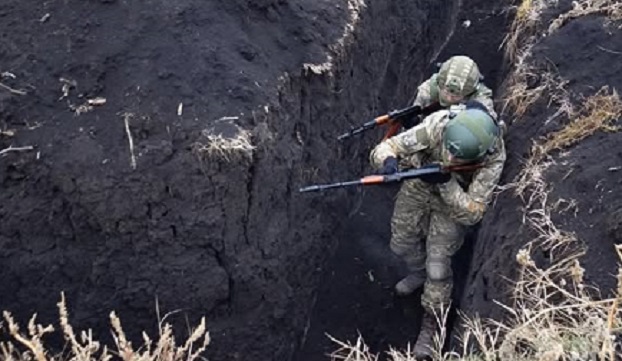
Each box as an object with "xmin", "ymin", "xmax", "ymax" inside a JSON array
[
  {"xmin": 0, "ymin": 0, "xmax": 468, "ymax": 360},
  {"xmin": 4, "ymin": 0, "xmax": 617, "ymax": 359},
  {"xmin": 0, "ymin": 1, "xmax": 350, "ymax": 359},
  {"xmin": 461, "ymin": 0, "xmax": 622, "ymax": 327}
]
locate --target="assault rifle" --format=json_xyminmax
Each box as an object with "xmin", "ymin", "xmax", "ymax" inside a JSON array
[
  {"xmin": 299, "ymin": 163, "xmax": 484, "ymax": 193},
  {"xmin": 337, "ymin": 102, "xmax": 443, "ymax": 141}
]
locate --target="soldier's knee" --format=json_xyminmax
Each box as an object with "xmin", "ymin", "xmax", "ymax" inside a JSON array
[
  {"xmin": 426, "ymin": 256, "xmax": 452, "ymax": 282},
  {"xmin": 390, "ymin": 241, "xmax": 409, "ymax": 257}
]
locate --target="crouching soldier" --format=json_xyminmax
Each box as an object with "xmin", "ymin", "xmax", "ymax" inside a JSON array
[
  {"xmin": 369, "ymin": 101, "xmax": 506, "ymax": 358},
  {"xmin": 401, "ymin": 55, "xmax": 497, "ymax": 130}
]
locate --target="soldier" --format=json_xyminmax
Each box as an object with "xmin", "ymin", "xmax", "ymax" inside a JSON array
[
  {"xmin": 402, "ymin": 55, "xmax": 497, "ymax": 130},
  {"xmin": 370, "ymin": 101, "xmax": 506, "ymax": 358}
]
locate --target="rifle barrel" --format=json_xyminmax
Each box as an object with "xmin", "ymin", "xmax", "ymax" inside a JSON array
[
  {"xmin": 299, "ymin": 179, "xmax": 364, "ymax": 192},
  {"xmin": 298, "ymin": 164, "xmax": 448, "ymax": 193},
  {"xmin": 299, "ymin": 161, "xmax": 485, "ymax": 194},
  {"xmin": 337, "ymin": 105, "xmax": 422, "ymax": 141},
  {"xmin": 337, "ymin": 118, "xmax": 379, "ymax": 141}
]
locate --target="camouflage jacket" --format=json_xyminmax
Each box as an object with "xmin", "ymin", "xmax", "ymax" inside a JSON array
[
  {"xmin": 414, "ymin": 74, "xmax": 498, "ymax": 120},
  {"xmin": 370, "ymin": 108, "xmax": 506, "ymax": 226}
]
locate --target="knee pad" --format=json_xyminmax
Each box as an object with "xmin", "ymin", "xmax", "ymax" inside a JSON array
[{"xmin": 426, "ymin": 256, "xmax": 451, "ymax": 282}]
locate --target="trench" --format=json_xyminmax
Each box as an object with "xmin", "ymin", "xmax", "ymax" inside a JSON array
[
  {"xmin": 294, "ymin": 0, "xmax": 512, "ymax": 359},
  {"xmin": 0, "ymin": 0, "xmax": 512, "ymax": 361}
]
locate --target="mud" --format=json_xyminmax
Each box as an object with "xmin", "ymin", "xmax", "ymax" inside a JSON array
[{"xmin": 1, "ymin": 0, "xmax": 463, "ymax": 360}]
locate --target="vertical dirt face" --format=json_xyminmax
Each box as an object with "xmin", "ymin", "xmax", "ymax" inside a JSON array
[
  {"xmin": 460, "ymin": 0, "xmax": 622, "ymax": 324},
  {"xmin": 1, "ymin": 0, "xmax": 459, "ymax": 360}
]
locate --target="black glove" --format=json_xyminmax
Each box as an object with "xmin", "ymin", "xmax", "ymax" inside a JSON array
[
  {"xmin": 379, "ymin": 157, "xmax": 399, "ymax": 175},
  {"xmin": 419, "ymin": 171, "xmax": 451, "ymax": 184},
  {"xmin": 400, "ymin": 114, "xmax": 421, "ymax": 130}
]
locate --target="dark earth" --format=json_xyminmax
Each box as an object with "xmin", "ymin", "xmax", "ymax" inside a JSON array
[
  {"xmin": 461, "ymin": 0, "xmax": 622, "ymax": 325},
  {"xmin": 0, "ymin": 0, "xmax": 457, "ymax": 360},
  {"xmin": 1, "ymin": 0, "xmax": 621, "ymax": 360}
]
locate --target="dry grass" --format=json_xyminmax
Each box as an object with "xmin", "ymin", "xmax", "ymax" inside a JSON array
[
  {"xmin": 534, "ymin": 86, "xmax": 622, "ymax": 161},
  {"xmin": 505, "ymin": 0, "xmax": 622, "ymax": 61},
  {"xmin": 548, "ymin": 0, "xmax": 622, "ymax": 34},
  {"xmin": 500, "ymin": 45, "xmax": 542, "ymax": 119},
  {"xmin": 501, "ymin": 55, "xmax": 570, "ymax": 120},
  {"xmin": 502, "ymin": 0, "xmax": 553, "ymax": 63},
  {"xmin": 192, "ymin": 126, "xmax": 255, "ymax": 162},
  {"xmin": 511, "ymin": 156, "xmax": 578, "ymax": 260},
  {"xmin": 1, "ymin": 293, "xmax": 210, "ymax": 361},
  {"xmin": 507, "ymin": 86, "xmax": 622, "ymax": 258},
  {"xmin": 328, "ymin": 307, "xmax": 452, "ymax": 361},
  {"xmin": 456, "ymin": 246, "xmax": 622, "ymax": 361},
  {"xmin": 329, "ymin": 244, "xmax": 622, "ymax": 361}
]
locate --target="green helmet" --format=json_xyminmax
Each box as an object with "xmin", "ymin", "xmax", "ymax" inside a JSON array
[
  {"xmin": 442, "ymin": 108, "xmax": 498, "ymax": 162},
  {"xmin": 436, "ymin": 56, "xmax": 481, "ymax": 98}
]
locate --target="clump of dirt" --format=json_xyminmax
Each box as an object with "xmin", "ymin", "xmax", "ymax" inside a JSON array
[
  {"xmin": 462, "ymin": 0, "xmax": 622, "ymax": 322},
  {"xmin": 0, "ymin": 0, "xmax": 469, "ymax": 360}
]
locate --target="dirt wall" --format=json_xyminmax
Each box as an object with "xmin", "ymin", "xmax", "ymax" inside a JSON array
[
  {"xmin": 460, "ymin": 0, "xmax": 622, "ymax": 324},
  {"xmin": 0, "ymin": 1, "xmax": 459, "ymax": 360}
]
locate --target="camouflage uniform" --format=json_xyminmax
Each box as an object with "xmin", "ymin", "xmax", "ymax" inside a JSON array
[
  {"xmin": 370, "ymin": 108, "xmax": 506, "ymax": 314},
  {"xmin": 414, "ymin": 74, "xmax": 498, "ymax": 120}
]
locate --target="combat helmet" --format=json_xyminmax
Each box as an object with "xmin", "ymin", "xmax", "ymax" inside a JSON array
[
  {"xmin": 436, "ymin": 56, "xmax": 482, "ymax": 105},
  {"xmin": 442, "ymin": 105, "xmax": 498, "ymax": 163}
]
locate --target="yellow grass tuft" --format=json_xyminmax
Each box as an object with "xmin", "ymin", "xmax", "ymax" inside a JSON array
[
  {"xmin": 501, "ymin": 59, "xmax": 570, "ymax": 121},
  {"xmin": 516, "ymin": 0, "xmax": 534, "ymax": 20},
  {"xmin": 193, "ymin": 126, "xmax": 256, "ymax": 162},
  {"xmin": 548, "ymin": 0, "xmax": 622, "ymax": 34},
  {"xmin": 1, "ymin": 293, "xmax": 210, "ymax": 361},
  {"xmin": 502, "ymin": 0, "xmax": 551, "ymax": 63},
  {"xmin": 534, "ymin": 86, "xmax": 622, "ymax": 161}
]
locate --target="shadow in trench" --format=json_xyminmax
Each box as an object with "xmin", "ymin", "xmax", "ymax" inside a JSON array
[
  {"xmin": 295, "ymin": 185, "xmax": 423, "ymax": 361},
  {"xmin": 295, "ymin": 182, "xmax": 478, "ymax": 361}
]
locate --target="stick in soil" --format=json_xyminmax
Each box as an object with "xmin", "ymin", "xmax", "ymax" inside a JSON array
[
  {"xmin": 0, "ymin": 82, "xmax": 27, "ymax": 95},
  {"xmin": 123, "ymin": 113, "xmax": 137, "ymax": 170},
  {"xmin": 0, "ymin": 145, "xmax": 34, "ymax": 156}
]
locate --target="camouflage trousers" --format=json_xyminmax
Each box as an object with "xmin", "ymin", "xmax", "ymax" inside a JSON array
[{"xmin": 390, "ymin": 178, "xmax": 465, "ymax": 315}]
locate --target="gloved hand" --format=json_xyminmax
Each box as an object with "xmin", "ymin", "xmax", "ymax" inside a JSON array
[
  {"xmin": 419, "ymin": 171, "xmax": 451, "ymax": 184},
  {"xmin": 378, "ymin": 156, "xmax": 399, "ymax": 175},
  {"xmin": 400, "ymin": 114, "xmax": 421, "ymax": 130}
]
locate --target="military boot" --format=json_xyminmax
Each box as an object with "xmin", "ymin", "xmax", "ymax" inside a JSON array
[
  {"xmin": 414, "ymin": 313, "xmax": 438, "ymax": 360},
  {"xmin": 394, "ymin": 269, "xmax": 426, "ymax": 296}
]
